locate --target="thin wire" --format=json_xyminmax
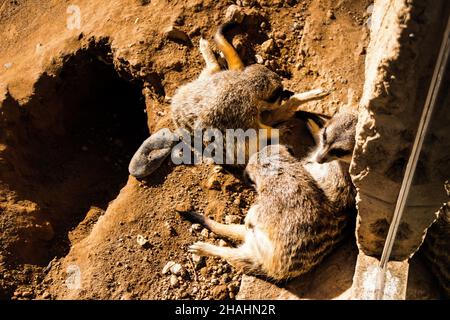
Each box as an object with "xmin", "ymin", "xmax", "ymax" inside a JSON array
[{"xmin": 375, "ymin": 14, "xmax": 450, "ymax": 299}]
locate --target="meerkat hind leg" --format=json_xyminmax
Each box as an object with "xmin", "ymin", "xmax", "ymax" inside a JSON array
[
  {"xmin": 179, "ymin": 211, "xmax": 246, "ymax": 242},
  {"xmin": 199, "ymin": 38, "xmax": 221, "ymax": 76},
  {"xmin": 189, "ymin": 242, "xmax": 257, "ymax": 272}
]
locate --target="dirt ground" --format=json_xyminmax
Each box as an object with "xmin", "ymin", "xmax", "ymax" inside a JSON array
[{"xmin": 2, "ymin": 0, "xmax": 439, "ymax": 300}]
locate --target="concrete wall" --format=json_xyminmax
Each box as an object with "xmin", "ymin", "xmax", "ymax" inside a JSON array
[{"xmin": 351, "ymin": 0, "xmax": 450, "ymax": 260}]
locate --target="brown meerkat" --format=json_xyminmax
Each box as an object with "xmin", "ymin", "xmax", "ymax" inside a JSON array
[
  {"xmin": 181, "ymin": 141, "xmax": 356, "ymax": 280},
  {"xmin": 129, "ymin": 23, "xmax": 326, "ymax": 177}
]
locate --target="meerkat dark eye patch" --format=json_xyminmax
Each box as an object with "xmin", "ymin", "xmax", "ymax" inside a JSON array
[
  {"xmin": 328, "ymin": 148, "xmax": 348, "ymax": 158},
  {"xmin": 266, "ymin": 87, "xmax": 283, "ymax": 103},
  {"xmin": 322, "ymin": 127, "xmax": 327, "ymax": 141},
  {"xmin": 280, "ymin": 89, "xmax": 294, "ymax": 100}
]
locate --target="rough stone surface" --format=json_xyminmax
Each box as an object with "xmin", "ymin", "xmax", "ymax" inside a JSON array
[
  {"xmin": 350, "ymin": 0, "xmax": 450, "ymax": 259},
  {"xmin": 350, "ymin": 252, "xmax": 408, "ymax": 300}
]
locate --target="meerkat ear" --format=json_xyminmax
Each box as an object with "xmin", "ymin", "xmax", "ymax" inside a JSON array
[
  {"xmin": 214, "ymin": 22, "xmax": 244, "ymax": 71},
  {"xmin": 295, "ymin": 111, "xmax": 328, "ymax": 143}
]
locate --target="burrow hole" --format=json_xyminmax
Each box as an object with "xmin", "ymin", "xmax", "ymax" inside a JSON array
[{"xmin": 2, "ymin": 42, "xmax": 149, "ymax": 265}]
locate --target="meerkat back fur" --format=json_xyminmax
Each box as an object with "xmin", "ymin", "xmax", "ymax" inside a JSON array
[{"xmin": 183, "ymin": 144, "xmax": 355, "ymax": 280}]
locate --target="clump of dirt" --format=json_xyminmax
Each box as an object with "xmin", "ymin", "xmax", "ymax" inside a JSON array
[{"xmin": 0, "ymin": 0, "xmax": 377, "ymax": 300}]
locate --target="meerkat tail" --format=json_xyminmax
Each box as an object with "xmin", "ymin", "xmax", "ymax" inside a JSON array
[
  {"xmin": 199, "ymin": 38, "xmax": 221, "ymax": 75},
  {"xmin": 179, "ymin": 211, "xmax": 246, "ymax": 242},
  {"xmin": 214, "ymin": 22, "xmax": 244, "ymax": 71}
]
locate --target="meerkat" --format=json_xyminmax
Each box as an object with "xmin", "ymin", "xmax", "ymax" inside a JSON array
[
  {"xmin": 129, "ymin": 23, "xmax": 327, "ymax": 177},
  {"xmin": 307, "ymin": 105, "xmax": 358, "ymax": 164},
  {"xmin": 181, "ymin": 142, "xmax": 355, "ymax": 280}
]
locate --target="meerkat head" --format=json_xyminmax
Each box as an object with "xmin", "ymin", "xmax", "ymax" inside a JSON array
[
  {"xmin": 310, "ymin": 108, "xmax": 358, "ymax": 164},
  {"xmin": 242, "ymin": 64, "xmax": 292, "ymax": 110},
  {"xmin": 244, "ymin": 144, "xmax": 294, "ymax": 189}
]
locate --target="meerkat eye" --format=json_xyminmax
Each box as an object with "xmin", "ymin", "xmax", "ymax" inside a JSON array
[
  {"xmin": 328, "ymin": 148, "xmax": 347, "ymax": 158},
  {"xmin": 266, "ymin": 87, "xmax": 283, "ymax": 103}
]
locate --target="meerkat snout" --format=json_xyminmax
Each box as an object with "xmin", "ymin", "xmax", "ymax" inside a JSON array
[{"xmin": 311, "ymin": 108, "xmax": 358, "ymax": 164}]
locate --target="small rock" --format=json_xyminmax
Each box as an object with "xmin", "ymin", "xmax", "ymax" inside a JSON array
[
  {"xmin": 211, "ymin": 285, "xmax": 228, "ymax": 299},
  {"xmin": 200, "ymin": 228, "xmax": 210, "ymax": 238},
  {"xmin": 170, "ymin": 263, "xmax": 186, "ymax": 276},
  {"xmin": 192, "ymin": 254, "xmax": 205, "ymax": 269},
  {"xmin": 121, "ymin": 293, "xmax": 133, "ymax": 300},
  {"xmin": 191, "ymin": 287, "xmax": 199, "ymax": 294},
  {"xmin": 191, "ymin": 223, "xmax": 203, "ymax": 232},
  {"xmin": 221, "ymin": 274, "xmax": 231, "ymax": 283},
  {"xmin": 218, "ymin": 239, "xmax": 227, "ymax": 247},
  {"xmin": 169, "ymin": 275, "xmax": 179, "ymax": 288},
  {"xmin": 162, "ymin": 261, "xmax": 176, "ymax": 275},
  {"xmin": 136, "ymin": 234, "xmax": 149, "ymax": 247},
  {"xmin": 211, "ymin": 278, "xmax": 219, "ymax": 285},
  {"xmin": 255, "ymin": 54, "xmax": 264, "ymax": 64},
  {"xmin": 261, "ymin": 39, "xmax": 276, "ymax": 54},
  {"xmin": 326, "ymin": 10, "xmax": 336, "ymax": 20},
  {"xmin": 225, "ymin": 4, "xmax": 245, "ymax": 23},
  {"xmin": 42, "ymin": 291, "xmax": 51, "ymax": 299},
  {"xmin": 22, "ymin": 291, "xmax": 32, "ymax": 298},
  {"xmin": 164, "ymin": 26, "xmax": 190, "ymax": 43},
  {"xmin": 4, "ymin": 62, "xmax": 12, "ymax": 69},
  {"xmin": 175, "ymin": 201, "xmax": 193, "ymax": 212}
]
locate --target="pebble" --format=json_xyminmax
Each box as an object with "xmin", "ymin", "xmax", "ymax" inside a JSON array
[
  {"xmin": 225, "ymin": 4, "xmax": 245, "ymax": 23},
  {"xmin": 164, "ymin": 26, "xmax": 190, "ymax": 43},
  {"xmin": 42, "ymin": 291, "xmax": 51, "ymax": 299},
  {"xmin": 261, "ymin": 38, "xmax": 276, "ymax": 54},
  {"xmin": 192, "ymin": 254, "xmax": 205, "ymax": 269},
  {"xmin": 211, "ymin": 285, "xmax": 228, "ymax": 299},
  {"xmin": 191, "ymin": 224, "xmax": 202, "ymax": 232},
  {"xmin": 169, "ymin": 263, "xmax": 186, "ymax": 276},
  {"xmin": 218, "ymin": 239, "xmax": 227, "ymax": 247},
  {"xmin": 162, "ymin": 261, "xmax": 176, "ymax": 275},
  {"xmin": 200, "ymin": 228, "xmax": 210, "ymax": 238},
  {"xmin": 169, "ymin": 274, "xmax": 179, "ymax": 288},
  {"xmin": 175, "ymin": 201, "xmax": 193, "ymax": 212},
  {"xmin": 221, "ymin": 274, "xmax": 231, "ymax": 283},
  {"xmin": 136, "ymin": 234, "xmax": 149, "ymax": 247},
  {"xmin": 326, "ymin": 10, "xmax": 336, "ymax": 20},
  {"xmin": 255, "ymin": 54, "xmax": 264, "ymax": 64}
]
